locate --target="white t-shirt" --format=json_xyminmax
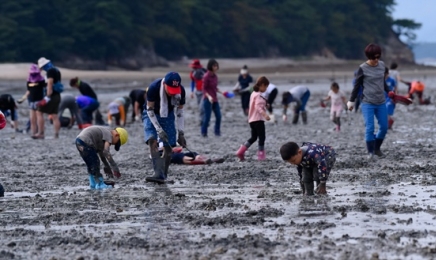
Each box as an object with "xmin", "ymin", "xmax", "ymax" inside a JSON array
[
  {"xmin": 289, "ymin": 85, "xmax": 308, "ymax": 100},
  {"xmin": 261, "ymin": 83, "xmax": 277, "ymax": 99},
  {"xmin": 328, "ymin": 90, "xmax": 345, "ymax": 107}
]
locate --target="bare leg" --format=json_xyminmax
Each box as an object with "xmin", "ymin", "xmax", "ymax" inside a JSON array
[
  {"xmin": 51, "ymin": 113, "xmax": 60, "ymax": 138},
  {"xmin": 30, "ymin": 110, "xmax": 37, "ymax": 135},
  {"xmin": 36, "ymin": 111, "xmax": 44, "ymax": 136}
]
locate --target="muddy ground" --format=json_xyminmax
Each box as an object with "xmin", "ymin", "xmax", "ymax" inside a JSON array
[{"xmin": 1, "ymin": 78, "xmax": 436, "ymax": 260}]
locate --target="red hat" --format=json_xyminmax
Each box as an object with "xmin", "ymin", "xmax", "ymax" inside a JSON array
[
  {"xmin": 190, "ymin": 59, "xmax": 202, "ymax": 68},
  {"xmin": 164, "ymin": 72, "xmax": 182, "ymax": 95}
]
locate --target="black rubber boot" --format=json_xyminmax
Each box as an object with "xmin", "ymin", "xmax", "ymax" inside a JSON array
[
  {"xmin": 292, "ymin": 113, "xmax": 299, "ymax": 124},
  {"xmin": 300, "ymin": 179, "xmax": 305, "ymax": 195},
  {"xmin": 146, "ymin": 138, "xmax": 166, "ymax": 184},
  {"xmin": 163, "ymin": 146, "xmax": 173, "ymax": 179},
  {"xmin": 366, "ymin": 140, "xmax": 376, "ymax": 160},
  {"xmin": 304, "ymin": 182, "xmax": 315, "ymax": 196},
  {"xmin": 0, "ymin": 182, "xmax": 4, "ymax": 197},
  {"xmin": 374, "ymin": 139, "xmax": 384, "ymax": 157},
  {"xmin": 301, "ymin": 111, "xmax": 307, "ymax": 124}
]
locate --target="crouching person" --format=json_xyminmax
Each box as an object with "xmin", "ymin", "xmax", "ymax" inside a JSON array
[
  {"xmin": 280, "ymin": 142, "xmax": 336, "ymax": 195},
  {"xmin": 75, "ymin": 126, "xmax": 128, "ymax": 189}
]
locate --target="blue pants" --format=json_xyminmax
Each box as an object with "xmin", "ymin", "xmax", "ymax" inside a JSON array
[
  {"xmin": 361, "ymin": 103, "xmax": 388, "ymax": 141},
  {"xmin": 81, "ymin": 100, "xmax": 99, "ymax": 124},
  {"xmin": 298, "ymin": 90, "xmax": 311, "ymax": 112},
  {"xmin": 386, "ymin": 98, "xmax": 396, "ymax": 116},
  {"xmin": 75, "ymin": 138, "xmax": 102, "ymax": 178},
  {"xmin": 143, "ymin": 111, "xmax": 177, "ymax": 146},
  {"xmin": 201, "ymin": 99, "xmax": 221, "ymax": 136}
]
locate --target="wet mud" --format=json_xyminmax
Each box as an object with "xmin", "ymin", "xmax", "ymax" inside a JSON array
[{"xmin": 1, "ymin": 84, "xmax": 436, "ymax": 260}]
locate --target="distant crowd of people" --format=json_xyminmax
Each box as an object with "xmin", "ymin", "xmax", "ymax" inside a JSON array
[{"xmin": 0, "ymin": 43, "xmax": 430, "ymax": 195}]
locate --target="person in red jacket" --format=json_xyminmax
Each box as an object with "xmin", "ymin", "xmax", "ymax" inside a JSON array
[{"xmin": 189, "ymin": 59, "xmax": 207, "ymax": 124}]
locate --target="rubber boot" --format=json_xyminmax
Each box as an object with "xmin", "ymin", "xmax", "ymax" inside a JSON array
[
  {"xmin": 95, "ymin": 177, "xmax": 112, "ymax": 190},
  {"xmin": 292, "ymin": 113, "xmax": 299, "ymax": 124},
  {"xmin": 257, "ymin": 150, "xmax": 266, "ymax": 161},
  {"xmin": 388, "ymin": 117, "xmax": 394, "ymax": 130},
  {"xmin": 299, "ymin": 180, "xmax": 305, "ymax": 195},
  {"xmin": 304, "ymin": 182, "xmax": 315, "ymax": 196},
  {"xmin": 0, "ymin": 182, "xmax": 5, "ymax": 197},
  {"xmin": 163, "ymin": 146, "xmax": 173, "ymax": 179},
  {"xmin": 366, "ymin": 140, "xmax": 376, "ymax": 160},
  {"xmin": 301, "ymin": 111, "xmax": 308, "ymax": 124},
  {"xmin": 146, "ymin": 157, "xmax": 166, "ymax": 184},
  {"xmin": 236, "ymin": 145, "xmax": 248, "ymax": 161},
  {"xmin": 89, "ymin": 174, "xmax": 97, "ymax": 189},
  {"xmin": 374, "ymin": 138, "xmax": 384, "ymax": 157}
]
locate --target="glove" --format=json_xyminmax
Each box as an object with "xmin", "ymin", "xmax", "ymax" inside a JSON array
[
  {"xmin": 134, "ymin": 115, "xmax": 140, "ymax": 122},
  {"xmin": 120, "ymin": 120, "xmax": 125, "ymax": 126},
  {"xmin": 347, "ymin": 101, "xmax": 355, "ymax": 111},
  {"xmin": 177, "ymin": 131, "xmax": 187, "ymax": 147},
  {"xmin": 320, "ymin": 99, "xmax": 326, "ymax": 108},
  {"xmin": 36, "ymin": 97, "xmax": 50, "ymax": 108},
  {"xmin": 388, "ymin": 91, "xmax": 395, "ymax": 99},
  {"xmin": 103, "ymin": 167, "xmax": 113, "ymax": 178},
  {"xmin": 157, "ymin": 129, "xmax": 169, "ymax": 143},
  {"xmin": 113, "ymin": 171, "xmax": 121, "ymax": 179},
  {"xmin": 282, "ymin": 115, "xmax": 287, "ymax": 122}
]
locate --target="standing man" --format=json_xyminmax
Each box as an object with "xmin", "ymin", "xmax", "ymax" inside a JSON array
[
  {"xmin": 37, "ymin": 57, "xmax": 62, "ymax": 139},
  {"xmin": 143, "ymin": 72, "xmax": 187, "ymax": 184},
  {"xmin": 129, "ymin": 89, "xmax": 147, "ymax": 122},
  {"xmin": 69, "ymin": 77, "xmax": 105, "ymax": 125}
]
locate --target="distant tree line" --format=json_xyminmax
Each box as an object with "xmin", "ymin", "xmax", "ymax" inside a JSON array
[{"xmin": 0, "ymin": 0, "xmax": 421, "ymax": 63}]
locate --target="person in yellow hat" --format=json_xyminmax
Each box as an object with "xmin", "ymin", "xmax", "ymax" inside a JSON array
[{"xmin": 75, "ymin": 126, "xmax": 128, "ymax": 189}]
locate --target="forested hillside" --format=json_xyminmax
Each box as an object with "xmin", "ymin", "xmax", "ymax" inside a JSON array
[{"xmin": 0, "ymin": 0, "xmax": 419, "ymax": 66}]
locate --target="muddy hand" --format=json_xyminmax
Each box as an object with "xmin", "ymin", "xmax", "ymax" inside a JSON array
[
  {"xmin": 103, "ymin": 167, "xmax": 113, "ymax": 178},
  {"xmin": 316, "ymin": 182, "xmax": 327, "ymax": 195},
  {"xmin": 113, "ymin": 171, "xmax": 121, "ymax": 179}
]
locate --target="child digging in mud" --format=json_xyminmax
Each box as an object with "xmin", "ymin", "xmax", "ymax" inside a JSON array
[
  {"xmin": 236, "ymin": 76, "xmax": 271, "ymax": 161},
  {"xmin": 280, "ymin": 142, "xmax": 336, "ymax": 195},
  {"xmin": 321, "ymin": 82, "xmax": 347, "ymax": 132},
  {"xmin": 75, "ymin": 126, "xmax": 128, "ymax": 189}
]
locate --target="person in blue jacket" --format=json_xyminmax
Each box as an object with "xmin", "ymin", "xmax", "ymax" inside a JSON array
[
  {"xmin": 76, "ymin": 95, "xmax": 99, "ymax": 125},
  {"xmin": 235, "ymin": 65, "xmax": 253, "ymax": 116}
]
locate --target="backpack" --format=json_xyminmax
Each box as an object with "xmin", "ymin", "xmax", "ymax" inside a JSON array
[{"xmin": 192, "ymin": 68, "xmax": 206, "ymax": 80}]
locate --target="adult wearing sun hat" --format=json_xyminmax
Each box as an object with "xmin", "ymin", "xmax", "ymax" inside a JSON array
[
  {"xmin": 76, "ymin": 126, "xmax": 128, "ymax": 189},
  {"xmin": 37, "ymin": 57, "xmax": 62, "ymax": 139},
  {"xmin": 143, "ymin": 71, "xmax": 187, "ymax": 184}
]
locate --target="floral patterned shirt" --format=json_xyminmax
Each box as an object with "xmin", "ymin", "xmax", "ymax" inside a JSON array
[{"xmin": 297, "ymin": 142, "xmax": 336, "ymax": 181}]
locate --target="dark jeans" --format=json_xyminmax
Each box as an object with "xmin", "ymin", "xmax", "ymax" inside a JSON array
[
  {"xmin": 247, "ymin": 121, "xmax": 265, "ymax": 147},
  {"xmin": 267, "ymin": 88, "xmax": 278, "ymax": 113},
  {"xmin": 241, "ymin": 92, "xmax": 250, "ymax": 112},
  {"xmin": 201, "ymin": 99, "xmax": 221, "ymax": 136},
  {"xmin": 75, "ymin": 138, "xmax": 101, "ymax": 178},
  {"xmin": 81, "ymin": 101, "xmax": 99, "ymax": 124}
]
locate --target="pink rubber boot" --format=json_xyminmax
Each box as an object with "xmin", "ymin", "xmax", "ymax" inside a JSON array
[
  {"xmin": 257, "ymin": 150, "xmax": 266, "ymax": 161},
  {"xmin": 236, "ymin": 145, "xmax": 248, "ymax": 161}
]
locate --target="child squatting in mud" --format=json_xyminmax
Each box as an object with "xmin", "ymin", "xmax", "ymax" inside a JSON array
[
  {"xmin": 280, "ymin": 142, "xmax": 336, "ymax": 195},
  {"xmin": 75, "ymin": 126, "xmax": 128, "ymax": 189}
]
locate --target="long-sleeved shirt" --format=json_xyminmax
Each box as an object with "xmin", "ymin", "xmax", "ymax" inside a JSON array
[
  {"xmin": 297, "ymin": 142, "xmax": 336, "ymax": 182},
  {"xmin": 79, "ymin": 81, "xmax": 98, "ymax": 100},
  {"xmin": 202, "ymin": 71, "xmax": 219, "ymax": 102},
  {"xmin": 350, "ymin": 61, "xmax": 389, "ymax": 105},
  {"xmin": 248, "ymin": 92, "xmax": 267, "ymax": 123}
]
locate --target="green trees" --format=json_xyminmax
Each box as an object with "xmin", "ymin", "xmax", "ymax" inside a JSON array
[{"xmin": 0, "ymin": 0, "xmax": 420, "ymax": 64}]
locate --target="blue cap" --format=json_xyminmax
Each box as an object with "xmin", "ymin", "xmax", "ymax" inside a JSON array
[{"xmin": 164, "ymin": 72, "xmax": 182, "ymax": 95}]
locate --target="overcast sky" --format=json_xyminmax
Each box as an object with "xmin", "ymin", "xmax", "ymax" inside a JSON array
[{"xmin": 392, "ymin": 0, "xmax": 436, "ymax": 42}]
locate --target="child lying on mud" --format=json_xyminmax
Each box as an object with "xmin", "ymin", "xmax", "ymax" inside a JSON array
[
  {"xmin": 170, "ymin": 146, "xmax": 225, "ymax": 165},
  {"xmin": 75, "ymin": 126, "xmax": 128, "ymax": 189},
  {"xmin": 280, "ymin": 142, "xmax": 336, "ymax": 196}
]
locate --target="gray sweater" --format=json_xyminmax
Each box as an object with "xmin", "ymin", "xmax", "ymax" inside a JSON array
[{"xmin": 350, "ymin": 60, "xmax": 389, "ymax": 105}]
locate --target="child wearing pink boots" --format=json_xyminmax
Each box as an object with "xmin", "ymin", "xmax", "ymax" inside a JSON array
[
  {"xmin": 322, "ymin": 82, "xmax": 346, "ymax": 131},
  {"xmin": 236, "ymin": 76, "xmax": 271, "ymax": 161}
]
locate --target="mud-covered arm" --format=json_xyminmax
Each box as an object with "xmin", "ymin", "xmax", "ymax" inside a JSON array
[
  {"xmin": 350, "ymin": 67, "xmax": 363, "ymax": 102},
  {"xmin": 176, "ymin": 105, "xmax": 184, "ymax": 132},
  {"xmin": 100, "ymin": 141, "xmax": 119, "ymax": 172},
  {"xmin": 146, "ymin": 101, "xmax": 163, "ymax": 131}
]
